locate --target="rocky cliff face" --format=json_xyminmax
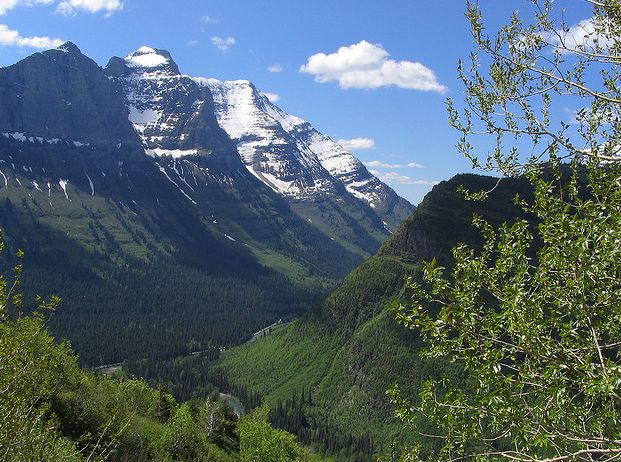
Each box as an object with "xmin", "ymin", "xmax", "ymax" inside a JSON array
[
  {"xmin": 203, "ymin": 78, "xmax": 414, "ymax": 229},
  {"xmin": 0, "ymin": 42, "xmax": 138, "ymax": 147},
  {"xmin": 105, "ymin": 47, "xmax": 236, "ymax": 161},
  {"xmin": 379, "ymin": 174, "xmax": 532, "ymax": 263}
]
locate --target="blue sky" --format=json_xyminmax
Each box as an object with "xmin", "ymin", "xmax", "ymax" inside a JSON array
[{"xmin": 0, "ymin": 0, "xmax": 594, "ymax": 204}]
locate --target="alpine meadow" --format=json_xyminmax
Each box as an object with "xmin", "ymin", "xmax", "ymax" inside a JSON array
[{"xmin": 0, "ymin": 1, "xmax": 620, "ymax": 462}]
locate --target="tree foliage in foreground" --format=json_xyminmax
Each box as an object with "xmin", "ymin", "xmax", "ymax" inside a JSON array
[
  {"xmin": 238, "ymin": 407, "xmax": 307, "ymax": 462},
  {"xmin": 388, "ymin": 1, "xmax": 621, "ymax": 461},
  {"xmin": 0, "ymin": 242, "xmax": 222, "ymax": 461},
  {"xmin": 0, "ymin": 246, "xmax": 84, "ymax": 461},
  {"xmin": 0, "ymin": 239, "xmax": 320, "ymax": 461}
]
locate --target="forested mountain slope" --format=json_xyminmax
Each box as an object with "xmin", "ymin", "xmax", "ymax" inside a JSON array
[
  {"xmin": 0, "ymin": 43, "xmax": 411, "ymax": 365},
  {"xmin": 217, "ymin": 173, "xmax": 533, "ymax": 460},
  {"xmin": 0, "ymin": 263, "xmax": 335, "ymax": 462}
]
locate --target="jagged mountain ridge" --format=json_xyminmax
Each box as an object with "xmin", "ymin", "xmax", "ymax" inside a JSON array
[
  {"xmin": 103, "ymin": 46, "xmax": 413, "ymax": 240},
  {"xmin": 0, "ymin": 42, "xmax": 139, "ymax": 148}
]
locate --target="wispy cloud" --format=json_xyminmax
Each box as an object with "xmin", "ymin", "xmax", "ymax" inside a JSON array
[
  {"xmin": 56, "ymin": 0, "xmax": 123, "ymax": 16},
  {"xmin": 369, "ymin": 169, "xmax": 438, "ymax": 185},
  {"xmin": 211, "ymin": 36, "xmax": 235, "ymax": 52},
  {"xmin": 364, "ymin": 160, "xmax": 425, "ymax": 169},
  {"xmin": 262, "ymin": 92, "xmax": 280, "ymax": 103},
  {"xmin": 563, "ymin": 107, "xmax": 580, "ymax": 125},
  {"xmin": 267, "ymin": 63, "xmax": 282, "ymax": 73},
  {"xmin": 300, "ymin": 40, "xmax": 446, "ymax": 92},
  {"xmin": 337, "ymin": 137, "xmax": 375, "ymax": 151},
  {"xmin": 0, "ymin": 0, "xmax": 53, "ymax": 16},
  {"xmin": 187, "ymin": 39, "xmax": 199, "ymax": 47},
  {"xmin": 365, "ymin": 160, "xmax": 400, "ymax": 169},
  {"xmin": 0, "ymin": 23, "xmax": 62, "ymax": 48},
  {"xmin": 200, "ymin": 15, "xmax": 220, "ymax": 24},
  {"xmin": 407, "ymin": 161, "xmax": 424, "ymax": 168}
]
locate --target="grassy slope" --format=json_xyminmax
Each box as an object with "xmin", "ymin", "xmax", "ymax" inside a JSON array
[
  {"xmin": 217, "ymin": 255, "xmax": 425, "ymax": 449},
  {"xmin": 217, "ymin": 174, "xmax": 531, "ymax": 456}
]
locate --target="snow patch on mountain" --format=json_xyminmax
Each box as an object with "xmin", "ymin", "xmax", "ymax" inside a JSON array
[
  {"xmin": 58, "ymin": 179, "xmax": 69, "ymax": 200},
  {"xmin": 157, "ymin": 164, "xmax": 197, "ymax": 204},
  {"xmin": 85, "ymin": 173, "xmax": 94, "ymax": 196},
  {"xmin": 200, "ymin": 78, "xmax": 334, "ymax": 197},
  {"xmin": 128, "ymin": 107, "xmax": 159, "ymax": 128},
  {"xmin": 125, "ymin": 47, "xmax": 169, "ymax": 68},
  {"xmin": 200, "ymin": 77, "xmax": 390, "ymax": 206},
  {"xmin": 121, "ymin": 47, "xmax": 179, "ymax": 80},
  {"xmin": 2, "ymin": 132, "xmax": 89, "ymax": 147},
  {"xmin": 147, "ymin": 148, "xmax": 198, "ymax": 159}
]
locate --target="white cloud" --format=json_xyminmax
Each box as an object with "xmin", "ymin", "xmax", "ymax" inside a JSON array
[
  {"xmin": 0, "ymin": 0, "xmax": 52, "ymax": 15},
  {"xmin": 0, "ymin": 0, "xmax": 122, "ymax": 15},
  {"xmin": 337, "ymin": 137, "xmax": 375, "ymax": 151},
  {"xmin": 563, "ymin": 107, "xmax": 580, "ymax": 125},
  {"xmin": 267, "ymin": 63, "xmax": 282, "ymax": 73},
  {"xmin": 56, "ymin": 0, "xmax": 122, "ymax": 15},
  {"xmin": 262, "ymin": 92, "xmax": 280, "ymax": 103},
  {"xmin": 543, "ymin": 17, "xmax": 613, "ymax": 52},
  {"xmin": 300, "ymin": 40, "xmax": 446, "ymax": 93},
  {"xmin": 369, "ymin": 169, "xmax": 438, "ymax": 185},
  {"xmin": 363, "ymin": 160, "xmax": 425, "ymax": 169},
  {"xmin": 0, "ymin": 23, "xmax": 62, "ymax": 48},
  {"xmin": 187, "ymin": 39, "xmax": 199, "ymax": 47},
  {"xmin": 211, "ymin": 36, "xmax": 235, "ymax": 52}
]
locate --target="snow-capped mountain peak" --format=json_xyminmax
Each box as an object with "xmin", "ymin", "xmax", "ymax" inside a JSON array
[
  {"xmin": 199, "ymin": 77, "xmax": 334, "ymax": 198},
  {"xmin": 105, "ymin": 47, "xmax": 413, "ymax": 226},
  {"xmin": 122, "ymin": 46, "xmax": 180, "ymax": 78},
  {"xmin": 105, "ymin": 47, "xmax": 213, "ymax": 155},
  {"xmin": 55, "ymin": 41, "xmax": 82, "ymax": 54},
  {"xmin": 126, "ymin": 46, "xmax": 167, "ymax": 66}
]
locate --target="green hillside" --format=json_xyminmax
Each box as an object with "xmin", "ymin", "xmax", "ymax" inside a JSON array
[
  {"xmin": 217, "ymin": 173, "xmax": 532, "ymax": 460},
  {"xmin": 0, "ymin": 155, "xmax": 318, "ymax": 365}
]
